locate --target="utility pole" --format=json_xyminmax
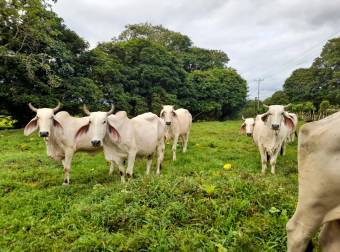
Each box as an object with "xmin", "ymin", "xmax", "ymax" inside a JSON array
[{"xmin": 254, "ymin": 78, "xmax": 264, "ymax": 113}]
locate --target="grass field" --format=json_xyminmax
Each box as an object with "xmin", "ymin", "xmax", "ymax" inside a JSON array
[{"xmin": 0, "ymin": 121, "xmax": 310, "ymax": 251}]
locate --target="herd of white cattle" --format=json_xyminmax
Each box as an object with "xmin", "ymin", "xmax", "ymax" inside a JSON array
[
  {"xmin": 23, "ymin": 102, "xmax": 340, "ymax": 251},
  {"xmin": 24, "ymin": 103, "xmax": 192, "ymax": 184}
]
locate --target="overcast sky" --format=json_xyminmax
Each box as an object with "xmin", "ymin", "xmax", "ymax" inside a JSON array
[{"xmin": 52, "ymin": 0, "xmax": 340, "ymax": 99}]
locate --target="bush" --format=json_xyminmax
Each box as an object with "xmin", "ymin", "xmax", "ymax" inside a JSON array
[{"xmin": 0, "ymin": 115, "xmax": 17, "ymax": 129}]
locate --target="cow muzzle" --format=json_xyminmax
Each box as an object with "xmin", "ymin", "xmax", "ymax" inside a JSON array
[
  {"xmin": 246, "ymin": 133, "xmax": 252, "ymax": 137},
  {"xmin": 91, "ymin": 140, "xmax": 101, "ymax": 147},
  {"xmin": 271, "ymin": 124, "xmax": 280, "ymax": 130},
  {"xmin": 166, "ymin": 122, "xmax": 171, "ymax": 126},
  {"xmin": 39, "ymin": 131, "xmax": 49, "ymax": 137}
]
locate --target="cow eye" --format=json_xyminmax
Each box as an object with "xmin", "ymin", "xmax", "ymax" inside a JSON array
[{"xmin": 103, "ymin": 120, "xmax": 106, "ymax": 124}]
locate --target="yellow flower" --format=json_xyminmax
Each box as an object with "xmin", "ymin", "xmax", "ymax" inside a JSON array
[{"xmin": 223, "ymin": 163, "xmax": 232, "ymax": 170}]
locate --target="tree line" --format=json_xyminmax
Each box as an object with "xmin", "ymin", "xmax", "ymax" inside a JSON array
[
  {"xmin": 263, "ymin": 36, "xmax": 340, "ymax": 120},
  {"xmin": 0, "ymin": 0, "xmax": 247, "ymax": 126}
]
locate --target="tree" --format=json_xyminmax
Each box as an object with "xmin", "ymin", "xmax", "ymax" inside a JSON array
[
  {"xmin": 181, "ymin": 68, "xmax": 247, "ymax": 119},
  {"xmin": 0, "ymin": 0, "xmax": 94, "ymax": 125},
  {"xmin": 263, "ymin": 91, "xmax": 289, "ymax": 105}
]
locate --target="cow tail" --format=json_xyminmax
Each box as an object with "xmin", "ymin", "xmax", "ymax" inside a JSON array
[{"xmin": 295, "ymin": 131, "xmax": 298, "ymax": 138}]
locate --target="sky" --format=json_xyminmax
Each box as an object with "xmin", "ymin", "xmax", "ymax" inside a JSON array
[{"xmin": 52, "ymin": 0, "xmax": 340, "ymax": 100}]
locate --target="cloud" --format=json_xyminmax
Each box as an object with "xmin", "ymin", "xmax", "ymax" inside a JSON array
[{"xmin": 52, "ymin": 0, "xmax": 340, "ymax": 99}]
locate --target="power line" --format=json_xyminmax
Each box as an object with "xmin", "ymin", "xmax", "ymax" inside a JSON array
[{"xmin": 262, "ymin": 30, "xmax": 340, "ymax": 80}]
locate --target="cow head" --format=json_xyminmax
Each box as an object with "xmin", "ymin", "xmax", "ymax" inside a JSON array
[
  {"xmin": 24, "ymin": 102, "xmax": 62, "ymax": 137},
  {"xmin": 261, "ymin": 104, "xmax": 294, "ymax": 131},
  {"xmin": 240, "ymin": 116, "xmax": 255, "ymax": 137},
  {"xmin": 160, "ymin": 105, "xmax": 176, "ymax": 126},
  {"xmin": 75, "ymin": 105, "xmax": 118, "ymax": 147}
]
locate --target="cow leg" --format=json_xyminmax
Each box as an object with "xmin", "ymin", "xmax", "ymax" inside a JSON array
[
  {"xmin": 270, "ymin": 151, "xmax": 280, "ymax": 174},
  {"xmin": 146, "ymin": 155, "xmax": 153, "ymax": 175},
  {"xmin": 286, "ymin": 211, "xmax": 322, "ymax": 252},
  {"xmin": 108, "ymin": 161, "xmax": 114, "ymax": 176},
  {"xmin": 116, "ymin": 159, "xmax": 126, "ymax": 183},
  {"xmin": 320, "ymin": 220, "xmax": 340, "ymax": 252},
  {"xmin": 62, "ymin": 149, "xmax": 74, "ymax": 185},
  {"xmin": 126, "ymin": 151, "xmax": 137, "ymax": 180},
  {"xmin": 156, "ymin": 139, "xmax": 165, "ymax": 175},
  {"xmin": 259, "ymin": 146, "xmax": 267, "ymax": 174},
  {"xmin": 172, "ymin": 134, "xmax": 179, "ymax": 161},
  {"xmin": 183, "ymin": 132, "xmax": 190, "ymax": 153},
  {"xmin": 281, "ymin": 142, "xmax": 287, "ymax": 156}
]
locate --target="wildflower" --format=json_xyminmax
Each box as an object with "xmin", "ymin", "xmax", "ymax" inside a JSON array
[{"xmin": 223, "ymin": 163, "xmax": 232, "ymax": 170}]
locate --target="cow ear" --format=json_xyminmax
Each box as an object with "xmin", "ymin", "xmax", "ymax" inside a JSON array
[
  {"xmin": 160, "ymin": 109, "xmax": 164, "ymax": 117},
  {"xmin": 75, "ymin": 123, "xmax": 89, "ymax": 139},
  {"xmin": 240, "ymin": 123, "xmax": 246, "ymax": 134},
  {"xmin": 108, "ymin": 122, "xmax": 120, "ymax": 142},
  {"xmin": 24, "ymin": 117, "xmax": 38, "ymax": 136},
  {"xmin": 53, "ymin": 118, "xmax": 63, "ymax": 135},
  {"xmin": 261, "ymin": 114, "xmax": 269, "ymax": 122},
  {"xmin": 284, "ymin": 113, "xmax": 294, "ymax": 129}
]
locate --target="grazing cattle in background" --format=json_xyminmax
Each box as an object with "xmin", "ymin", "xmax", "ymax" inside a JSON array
[
  {"xmin": 160, "ymin": 105, "xmax": 192, "ymax": 161},
  {"xmin": 287, "ymin": 112, "xmax": 340, "ymax": 252},
  {"xmin": 24, "ymin": 102, "xmax": 112, "ymax": 185},
  {"xmin": 252, "ymin": 105, "xmax": 294, "ymax": 174},
  {"xmin": 76, "ymin": 106, "xmax": 165, "ymax": 182},
  {"xmin": 240, "ymin": 116, "xmax": 255, "ymax": 137}
]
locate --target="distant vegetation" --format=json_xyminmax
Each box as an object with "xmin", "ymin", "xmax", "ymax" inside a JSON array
[
  {"xmin": 0, "ymin": 0, "xmax": 247, "ymax": 126},
  {"xmin": 263, "ymin": 36, "xmax": 340, "ymax": 120}
]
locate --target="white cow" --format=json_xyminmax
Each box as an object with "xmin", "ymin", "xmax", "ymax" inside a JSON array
[
  {"xmin": 24, "ymin": 102, "xmax": 112, "ymax": 185},
  {"xmin": 286, "ymin": 111, "xmax": 340, "ymax": 251},
  {"xmin": 75, "ymin": 107, "xmax": 165, "ymax": 182},
  {"xmin": 160, "ymin": 105, "xmax": 192, "ymax": 161},
  {"xmin": 240, "ymin": 116, "xmax": 255, "ymax": 137},
  {"xmin": 252, "ymin": 105, "xmax": 294, "ymax": 174}
]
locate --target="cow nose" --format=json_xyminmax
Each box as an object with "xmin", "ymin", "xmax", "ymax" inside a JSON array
[
  {"xmin": 91, "ymin": 140, "xmax": 101, "ymax": 147},
  {"xmin": 246, "ymin": 133, "xmax": 252, "ymax": 137},
  {"xmin": 39, "ymin": 131, "xmax": 49, "ymax": 137},
  {"xmin": 166, "ymin": 122, "xmax": 171, "ymax": 126},
  {"xmin": 272, "ymin": 124, "xmax": 280, "ymax": 130}
]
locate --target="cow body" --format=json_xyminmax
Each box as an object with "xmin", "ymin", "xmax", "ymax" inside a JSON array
[
  {"xmin": 76, "ymin": 110, "xmax": 165, "ymax": 182},
  {"xmin": 24, "ymin": 103, "xmax": 112, "ymax": 185},
  {"xmin": 287, "ymin": 111, "xmax": 340, "ymax": 251},
  {"xmin": 104, "ymin": 112, "xmax": 165, "ymax": 182},
  {"xmin": 160, "ymin": 105, "xmax": 192, "ymax": 161},
  {"xmin": 252, "ymin": 105, "xmax": 293, "ymax": 174}
]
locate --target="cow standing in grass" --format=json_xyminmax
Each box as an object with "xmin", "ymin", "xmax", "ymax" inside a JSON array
[
  {"xmin": 76, "ymin": 106, "xmax": 165, "ymax": 182},
  {"xmin": 160, "ymin": 105, "xmax": 192, "ymax": 161},
  {"xmin": 240, "ymin": 116, "xmax": 255, "ymax": 137},
  {"xmin": 24, "ymin": 102, "xmax": 112, "ymax": 185},
  {"xmin": 252, "ymin": 105, "xmax": 294, "ymax": 174},
  {"xmin": 287, "ymin": 112, "xmax": 340, "ymax": 252}
]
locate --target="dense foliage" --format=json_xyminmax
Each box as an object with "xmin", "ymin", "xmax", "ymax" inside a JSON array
[
  {"xmin": 265, "ymin": 37, "xmax": 340, "ymax": 115},
  {"xmin": 0, "ymin": 1, "xmax": 247, "ymax": 126}
]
